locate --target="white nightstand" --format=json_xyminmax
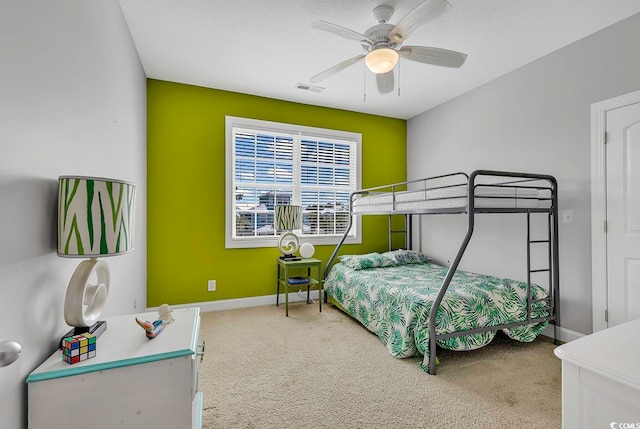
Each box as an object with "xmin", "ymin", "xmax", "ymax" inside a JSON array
[{"xmin": 27, "ymin": 307, "xmax": 203, "ymax": 429}]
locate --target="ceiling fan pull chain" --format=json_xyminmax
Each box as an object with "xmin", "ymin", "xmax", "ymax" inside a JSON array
[
  {"xmin": 397, "ymin": 60, "xmax": 401, "ymax": 97},
  {"xmin": 363, "ymin": 62, "xmax": 367, "ymax": 102}
]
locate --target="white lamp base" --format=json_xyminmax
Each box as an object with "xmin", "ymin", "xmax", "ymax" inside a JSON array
[
  {"xmin": 63, "ymin": 258, "xmax": 110, "ymax": 335},
  {"xmin": 277, "ymin": 232, "xmax": 300, "ymax": 259}
]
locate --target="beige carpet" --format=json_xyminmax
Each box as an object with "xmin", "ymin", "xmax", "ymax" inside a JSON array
[{"xmin": 198, "ymin": 302, "xmax": 561, "ymax": 429}]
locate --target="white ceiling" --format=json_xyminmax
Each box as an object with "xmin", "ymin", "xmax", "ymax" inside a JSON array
[{"xmin": 118, "ymin": 0, "xmax": 640, "ymax": 120}]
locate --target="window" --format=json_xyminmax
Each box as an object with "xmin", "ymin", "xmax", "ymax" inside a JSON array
[{"xmin": 225, "ymin": 116, "xmax": 361, "ymax": 249}]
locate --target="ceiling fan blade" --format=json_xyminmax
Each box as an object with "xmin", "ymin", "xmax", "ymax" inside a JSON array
[
  {"xmin": 311, "ymin": 21, "xmax": 373, "ymax": 45},
  {"xmin": 388, "ymin": 0, "xmax": 451, "ymax": 44},
  {"xmin": 310, "ymin": 54, "xmax": 366, "ymax": 83},
  {"xmin": 398, "ymin": 46, "xmax": 467, "ymax": 68},
  {"xmin": 376, "ymin": 70, "xmax": 395, "ymax": 95}
]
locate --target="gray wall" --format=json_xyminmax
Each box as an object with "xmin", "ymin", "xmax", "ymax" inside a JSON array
[
  {"xmin": 407, "ymin": 12, "xmax": 640, "ymax": 337},
  {"xmin": 0, "ymin": 1, "xmax": 146, "ymax": 427}
]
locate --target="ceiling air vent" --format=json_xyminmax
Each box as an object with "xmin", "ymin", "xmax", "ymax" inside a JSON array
[{"xmin": 296, "ymin": 83, "xmax": 324, "ymax": 93}]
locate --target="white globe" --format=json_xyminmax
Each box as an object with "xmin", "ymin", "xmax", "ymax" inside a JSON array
[{"xmin": 299, "ymin": 242, "xmax": 315, "ymax": 259}]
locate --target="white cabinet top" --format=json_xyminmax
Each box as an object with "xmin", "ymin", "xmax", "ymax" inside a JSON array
[
  {"xmin": 28, "ymin": 307, "xmax": 200, "ymax": 382},
  {"xmin": 554, "ymin": 318, "xmax": 640, "ymax": 390}
]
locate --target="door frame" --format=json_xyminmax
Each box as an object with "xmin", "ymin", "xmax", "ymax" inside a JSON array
[{"xmin": 591, "ymin": 89, "xmax": 640, "ymax": 332}]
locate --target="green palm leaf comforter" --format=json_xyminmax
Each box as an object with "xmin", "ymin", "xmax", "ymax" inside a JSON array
[{"xmin": 324, "ymin": 261, "xmax": 548, "ymax": 372}]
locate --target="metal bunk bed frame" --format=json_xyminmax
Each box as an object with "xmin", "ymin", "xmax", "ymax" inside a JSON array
[{"xmin": 323, "ymin": 170, "xmax": 560, "ymax": 375}]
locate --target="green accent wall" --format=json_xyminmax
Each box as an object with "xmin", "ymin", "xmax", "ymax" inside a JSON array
[{"xmin": 147, "ymin": 79, "xmax": 406, "ymax": 307}]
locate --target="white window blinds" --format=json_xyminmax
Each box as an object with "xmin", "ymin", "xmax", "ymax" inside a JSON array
[{"xmin": 226, "ymin": 117, "xmax": 361, "ymax": 248}]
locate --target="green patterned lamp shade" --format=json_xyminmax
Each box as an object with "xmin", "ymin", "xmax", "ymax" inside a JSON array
[
  {"xmin": 275, "ymin": 205, "xmax": 301, "ymax": 231},
  {"xmin": 58, "ymin": 176, "xmax": 136, "ymax": 257}
]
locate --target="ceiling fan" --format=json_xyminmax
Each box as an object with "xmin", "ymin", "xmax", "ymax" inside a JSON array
[{"xmin": 310, "ymin": 0, "xmax": 468, "ymax": 94}]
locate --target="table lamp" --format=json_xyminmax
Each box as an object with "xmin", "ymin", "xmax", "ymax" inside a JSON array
[
  {"xmin": 58, "ymin": 176, "xmax": 136, "ymax": 340},
  {"xmin": 274, "ymin": 204, "xmax": 301, "ymax": 260}
]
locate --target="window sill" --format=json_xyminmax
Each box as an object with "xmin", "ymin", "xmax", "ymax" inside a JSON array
[{"xmin": 225, "ymin": 234, "xmax": 361, "ymax": 249}]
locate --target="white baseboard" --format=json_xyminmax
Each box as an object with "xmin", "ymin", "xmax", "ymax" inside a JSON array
[
  {"xmin": 147, "ymin": 290, "xmax": 321, "ymax": 313},
  {"xmin": 541, "ymin": 324, "xmax": 585, "ymax": 343}
]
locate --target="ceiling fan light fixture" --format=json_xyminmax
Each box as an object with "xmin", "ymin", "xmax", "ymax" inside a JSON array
[{"xmin": 365, "ymin": 48, "xmax": 398, "ymax": 74}]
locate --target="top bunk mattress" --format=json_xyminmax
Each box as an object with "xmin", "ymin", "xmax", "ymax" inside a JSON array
[{"xmin": 352, "ymin": 185, "xmax": 552, "ymax": 214}]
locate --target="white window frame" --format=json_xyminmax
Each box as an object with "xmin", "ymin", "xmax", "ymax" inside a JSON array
[{"xmin": 225, "ymin": 116, "xmax": 362, "ymax": 249}]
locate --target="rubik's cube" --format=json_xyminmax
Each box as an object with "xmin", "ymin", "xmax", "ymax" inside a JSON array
[{"xmin": 61, "ymin": 333, "xmax": 97, "ymax": 364}]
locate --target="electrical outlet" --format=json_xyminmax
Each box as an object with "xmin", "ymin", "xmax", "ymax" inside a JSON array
[{"xmin": 208, "ymin": 280, "xmax": 216, "ymax": 292}]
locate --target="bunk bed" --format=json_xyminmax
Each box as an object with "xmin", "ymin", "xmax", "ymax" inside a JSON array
[{"xmin": 323, "ymin": 170, "xmax": 560, "ymax": 375}]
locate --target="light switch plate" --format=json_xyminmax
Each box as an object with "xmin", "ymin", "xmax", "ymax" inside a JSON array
[{"xmin": 562, "ymin": 210, "xmax": 574, "ymax": 224}]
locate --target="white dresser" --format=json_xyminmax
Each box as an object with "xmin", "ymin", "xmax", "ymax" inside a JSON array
[
  {"xmin": 554, "ymin": 319, "xmax": 640, "ymax": 429},
  {"xmin": 27, "ymin": 307, "xmax": 203, "ymax": 429}
]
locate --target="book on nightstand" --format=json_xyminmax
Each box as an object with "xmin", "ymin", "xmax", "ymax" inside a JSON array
[{"xmin": 287, "ymin": 276, "xmax": 310, "ymax": 285}]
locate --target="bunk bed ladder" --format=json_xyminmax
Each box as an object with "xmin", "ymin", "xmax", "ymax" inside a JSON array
[
  {"xmin": 525, "ymin": 211, "xmax": 554, "ymax": 325},
  {"xmin": 388, "ymin": 214, "xmax": 412, "ymax": 251}
]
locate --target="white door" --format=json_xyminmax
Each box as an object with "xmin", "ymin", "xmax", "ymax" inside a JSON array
[{"xmin": 606, "ymin": 101, "xmax": 640, "ymax": 327}]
